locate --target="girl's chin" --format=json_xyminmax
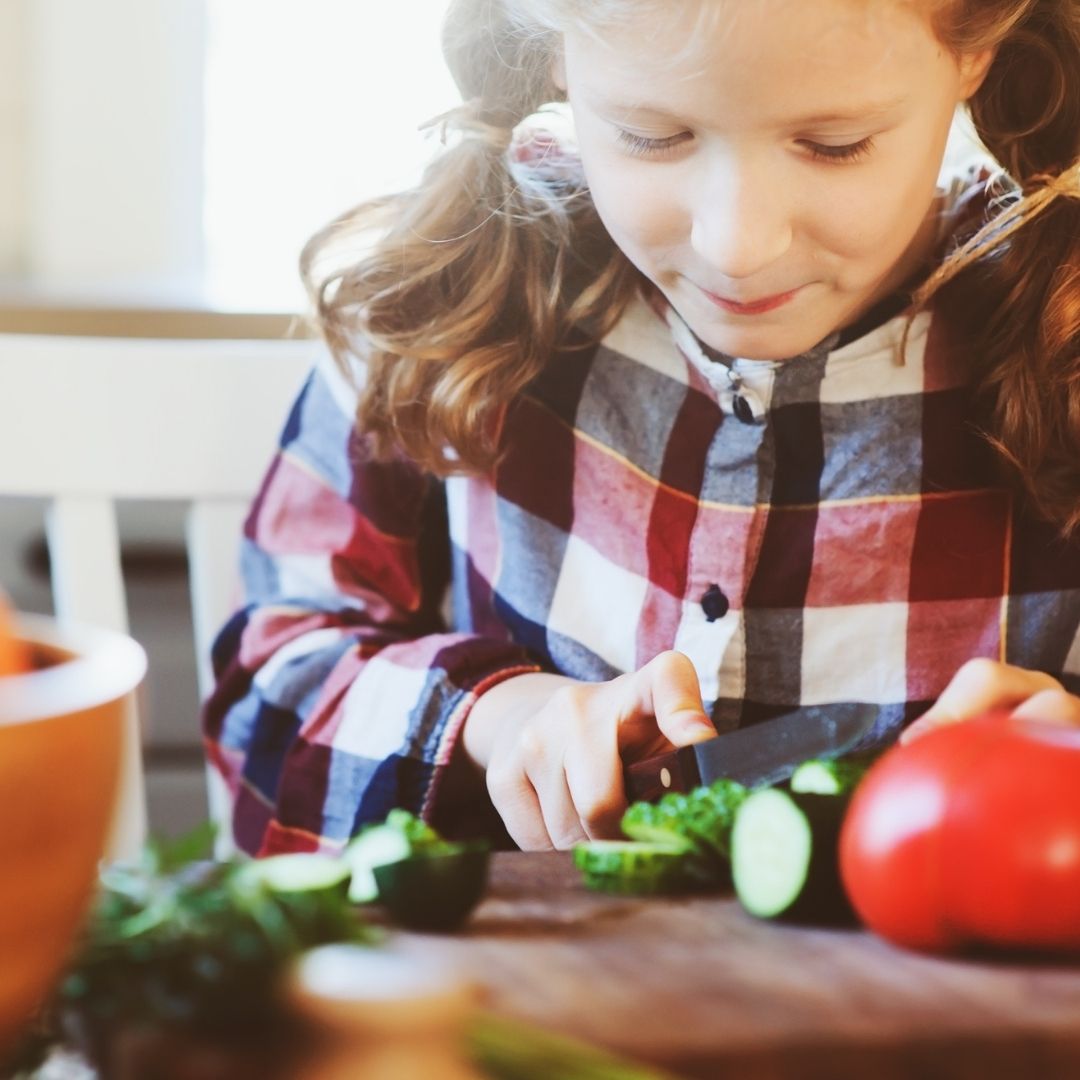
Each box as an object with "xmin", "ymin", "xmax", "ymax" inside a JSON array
[
  {"xmin": 661, "ymin": 282, "xmax": 833, "ymax": 360},
  {"xmin": 682, "ymin": 318, "xmax": 830, "ymax": 362}
]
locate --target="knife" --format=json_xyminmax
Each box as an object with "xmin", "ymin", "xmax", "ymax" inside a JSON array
[{"xmin": 622, "ymin": 702, "xmax": 879, "ymax": 802}]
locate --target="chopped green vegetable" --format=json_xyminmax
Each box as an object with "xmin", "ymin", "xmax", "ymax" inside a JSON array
[
  {"xmin": 373, "ymin": 844, "xmax": 491, "ymax": 930},
  {"xmin": 789, "ymin": 757, "xmax": 871, "ymax": 796},
  {"xmin": 573, "ymin": 840, "xmax": 695, "ymax": 896},
  {"xmin": 622, "ymin": 779, "xmax": 748, "ymax": 869},
  {"xmin": 578, "ymin": 756, "xmax": 876, "ymax": 902},
  {"xmin": 573, "ymin": 777, "xmax": 751, "ymax": 896},
  {"xmin": 342, "ymin": 810, "xmax": 492, "ymax": 928},
  {"xmin": 235, "ymin": 852, "xmax": 351, "ymax": 899},
  {"xmin": 343, "ymin": 823, "xmax": 413, "ymax": 903},
  {"xmin": 731, "ymin": 788, "xmax": 854, "ymax": 924},
  {"xmin": 383, "ymin": 807, "xmax": 444, "ymax": 849}
]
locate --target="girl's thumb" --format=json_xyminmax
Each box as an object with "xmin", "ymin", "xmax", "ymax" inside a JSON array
[{"xmin": 641, "ymin": 651, "xmax": 715, "ymax": 746}]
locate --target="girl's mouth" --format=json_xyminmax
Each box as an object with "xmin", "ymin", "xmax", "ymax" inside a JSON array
[{"xmin": 700, "ymin": 285, "xmax": 804, "ymax": 315}]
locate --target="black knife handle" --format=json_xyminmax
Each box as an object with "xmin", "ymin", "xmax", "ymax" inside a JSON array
[{"xmin": 623, "ymin": 746, "xmax": 701, "ymax": 803}]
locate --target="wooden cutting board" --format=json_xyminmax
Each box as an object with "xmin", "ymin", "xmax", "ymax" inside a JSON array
[{"xmin": 388, "ymin": 851, "xmax": 1080, "ymax": 1080}]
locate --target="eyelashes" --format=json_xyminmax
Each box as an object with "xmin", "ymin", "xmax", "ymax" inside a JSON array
[
  {"xmin": 615, "ymin": 130, "xmax": 690, "ymax": 157},
  {"xmin": 802, "ymin": 136, "xmax": 875, "ymax": 164},
  {"xmin": 615, "ymin": 129, "xmax": 877, "ymax": 164}
]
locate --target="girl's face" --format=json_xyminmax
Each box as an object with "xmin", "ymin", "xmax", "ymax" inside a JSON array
[{"xmin": 558, "ymin": 0, "xmax": 993, "ymax": 360}]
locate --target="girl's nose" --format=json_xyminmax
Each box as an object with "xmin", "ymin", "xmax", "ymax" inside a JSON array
[{"xmin": 689, "ymin": 157, "xmax": 792, "ymax": 280}]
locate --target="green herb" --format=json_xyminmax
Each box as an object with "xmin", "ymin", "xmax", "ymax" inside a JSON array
[
  {"xmin": 14, "ymin": 822, "xmax": 670, "ymax": 1079},
  {"xmin": 55, "ymin": 826, "xmax": 375, "ymax": 1059}
]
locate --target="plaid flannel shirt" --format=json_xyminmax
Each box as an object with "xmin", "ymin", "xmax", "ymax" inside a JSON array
[{"xmin": 203, "ymin": 184, "xmax": 1080, "ymax": 857}]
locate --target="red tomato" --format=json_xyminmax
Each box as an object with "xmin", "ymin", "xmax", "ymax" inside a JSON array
[{"xmin": 839, "ymin": 713, "xmax": 1080, "ymax": 953}]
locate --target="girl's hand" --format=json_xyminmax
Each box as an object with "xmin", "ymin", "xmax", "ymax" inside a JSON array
[
  {"xmin": 462, "ymin": 651, "xmax": 715, "ymax": 850},
  {"xmin": 900, "ymin": 659, "xmax": 1080, "ymax": 745}
]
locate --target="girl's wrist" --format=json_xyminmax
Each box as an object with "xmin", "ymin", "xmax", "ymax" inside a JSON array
[{"xmin": 461, "ymin": 672, "xmax": 578, "ymax": 770}]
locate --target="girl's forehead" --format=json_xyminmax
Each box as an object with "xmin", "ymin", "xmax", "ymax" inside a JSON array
[
  {"xmin": 551, "ymin": 0, "xmax": 939, "ymax": 53},
  {"xmin": 546, "ymin": 0, "xmax": 938, "ymax": 25},
  {"xmin": 558, "ymin": 0, "xmax": 946, "ymax": 104}
]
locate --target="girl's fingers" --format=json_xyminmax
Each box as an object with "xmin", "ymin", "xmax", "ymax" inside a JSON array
[
  {"xmin": 529, "ymin": 764, "xmax": 591, "ymax": 849},
  {"xmin": 487, "ymin": 653, "xmax": 714, "ymax": 848},
  {"xmin": 520, "ymin": 721, "xmax": 613, "ymax": 846},
  {"xmin": 901, "ymin": 659, "xmax": 1065, "ymax": 744},
  {"xmin": 1011, "ymin": 688, "xmax": 1080, "ymax": 728},
  {"xmin": 623, "ymin": 651, "xmax": 714, "ymax": 750},
  {"xmin": 564, "ymin": 717, "xmax": 626, "ymax": 841},
  {"xmin": 517, "ymin": 725, "xmax": 588, "ymax": 849},
  {"xmin": 490, "ymin": 725, "xmax": 588, "ymax": 850},
  {"xmin": 486, "ymin": 754, "xmax": 553, "ymax": 850}
]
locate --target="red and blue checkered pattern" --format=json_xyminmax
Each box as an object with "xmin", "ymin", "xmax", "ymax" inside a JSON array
[{"xmin": 202, "ymin": 213, "xmax": 1080, "ymax": 860}]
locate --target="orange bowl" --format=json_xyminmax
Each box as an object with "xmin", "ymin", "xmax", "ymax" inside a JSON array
[{"xmin": 0, "ymin": 614, "xmax": 146, "ymax": 1060}]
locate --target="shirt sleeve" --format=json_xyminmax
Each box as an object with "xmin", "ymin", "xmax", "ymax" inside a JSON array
[{"xmin": 200, "ymin": 352, "xmax": 541, "ymax": 856}]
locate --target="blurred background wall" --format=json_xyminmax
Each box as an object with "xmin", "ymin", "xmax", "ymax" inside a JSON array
[{"xmin": 0, "ymin": 1, "xmax": 29, "ymax": 278}]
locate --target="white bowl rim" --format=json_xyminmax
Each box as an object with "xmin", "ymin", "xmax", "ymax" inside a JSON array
[{"xmin": 0, "ymin": 613, "xmax": 147, "ymax": 726}]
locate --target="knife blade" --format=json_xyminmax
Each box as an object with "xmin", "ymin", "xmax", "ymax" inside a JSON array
[{"xmin": 622, "ymin": 702, "xmax": 879, "ymax": 803}]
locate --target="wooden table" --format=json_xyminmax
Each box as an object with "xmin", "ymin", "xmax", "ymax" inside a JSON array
[{"xmin": 386, "ymin": 851, "xmax": 1080, "ymax": 1080}]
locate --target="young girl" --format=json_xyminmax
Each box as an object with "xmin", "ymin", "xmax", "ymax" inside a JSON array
[{"xmin": 203, "ymin": 0, "xmax": 1080, "ymax": 856}]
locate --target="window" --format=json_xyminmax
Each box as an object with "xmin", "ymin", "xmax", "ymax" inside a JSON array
[{"xmin": 203, "ymin": 1, "xmax": 458, "ymax": 310}]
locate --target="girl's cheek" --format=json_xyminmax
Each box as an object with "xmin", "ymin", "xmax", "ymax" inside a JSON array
[
  {"xmin": 588, "ymin": 162, "xmax": 689, "ymax": 250},
  {"xmin": 808, "ymin": 173, "xmax": 908, "ymax": 261}
]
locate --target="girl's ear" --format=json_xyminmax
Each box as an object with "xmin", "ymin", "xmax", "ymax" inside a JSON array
[{"xmin": 957, "ymin": 46, "xmax": 996, "ymax": 101}]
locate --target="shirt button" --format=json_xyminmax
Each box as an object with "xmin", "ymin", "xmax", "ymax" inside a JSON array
[
  {"xmin": 732, "ymin": 394, "xmax": 755, "ymax": 424},
  {"xmin": 701, "ymin": 583, "xmax": 730, "ymax": 622}
]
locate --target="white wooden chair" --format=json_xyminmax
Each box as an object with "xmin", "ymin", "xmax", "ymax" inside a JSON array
[{"xmin": 0, "ymin": 332, "xmax": 313, "ymax": 860}]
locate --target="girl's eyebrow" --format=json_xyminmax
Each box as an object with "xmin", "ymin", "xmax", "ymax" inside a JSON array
[
  {"xmin": 588, "ymin": 94, "xmax": 909, "ymax": 126},
  {"xmin": 788, "ymin": 97, "xmax": 909, "ymax": 125}
]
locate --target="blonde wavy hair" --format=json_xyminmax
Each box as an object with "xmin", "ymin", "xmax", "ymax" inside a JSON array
[{"xmin": 301, "ymin": 0, "xmax": 1080, "ymax": 534}]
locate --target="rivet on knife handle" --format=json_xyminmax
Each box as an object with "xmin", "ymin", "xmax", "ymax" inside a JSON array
[{"xmin": 623, "ymin": 747, "xmax": 699, "ymax": 802}]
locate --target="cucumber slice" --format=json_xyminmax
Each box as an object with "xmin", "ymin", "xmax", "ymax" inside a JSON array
[
  {"xmin": 383, "ymin": 808, "xmax": 442, "ymax": 849},
  {"xmin": 343, "ymin": 824, "xmax": 414, "ymax": 904},
  {"xmin": 372, "ymin": 845, "xmax": 490, "ymax": 932},
  {"xmin": 790, "ymin": 758, "xmax": 869, "ymax": 796},
  {"xmin": 234, "ymin": 853, "xmax": 351, "ymax": 899},
  {"xmin": 731, "ymin": 789, "xmax": 853, "ymax": 924},
  {"xmin": 573, "ymin": 840, "xmax": 694, "ymax": 896},
  {"xmin": 618, "ymin": 807, "xmax": 697, "ymax": 853}
]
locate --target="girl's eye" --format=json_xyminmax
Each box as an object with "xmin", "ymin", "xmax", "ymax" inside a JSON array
[
  {"xmin": 615, "ymin": 130, "xmax": 876, "ymax": 164},
  {"xmin": 615, "ymin": 130, "xmax": 690, "ymax": 158},
  {"xmin": 802, "ymin": 137, "xmax": 875, "ymax": 164}
]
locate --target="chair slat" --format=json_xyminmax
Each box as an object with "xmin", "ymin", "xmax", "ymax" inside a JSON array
[
  {"xmin": 0, "ymin": 334, "xmax": 312, "ymax": 499},
  {"xmin": 45, "ymin": 496, "xmax": 146, "ymax": 859},
  {"xmin": 185, "ymin": 500, "xmax": 249, "ymax": 700},
  {"xmin": 186, "ymin": 499, "xmax": 250, "ymax": 860},
  {"xmin": 45, "ymin": 497, "xmax": 128, "ymax": 633}
]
